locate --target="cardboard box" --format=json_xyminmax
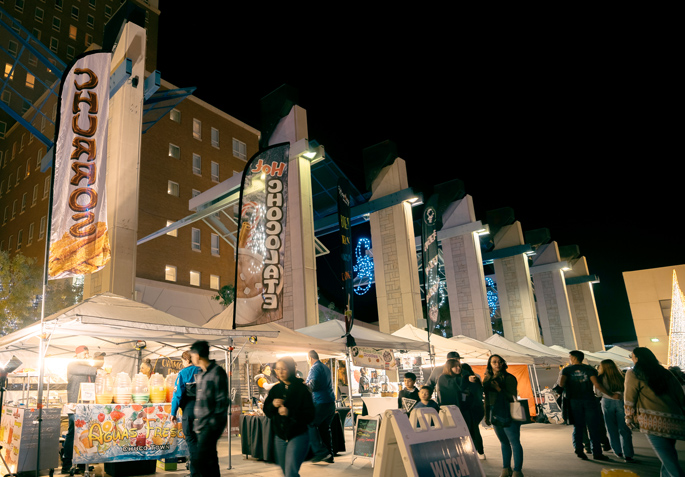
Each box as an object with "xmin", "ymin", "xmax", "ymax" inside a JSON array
[{"xmin": 156, "ymin": 459, "xmax": 177, "ymax": 471}]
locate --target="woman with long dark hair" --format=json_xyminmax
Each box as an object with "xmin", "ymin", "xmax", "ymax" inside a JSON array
[
  {"xmin": 625, "ymin": 347, "xmax": 685, "ymax": 477},
  {"xmin": 264, "ymin": 356, "xmax": 315, "ymax": 477},
  {"xmin": 484, "ymin": 354, "xmax": 523, "ymax": 477},
  {"xmin": 597, "ymin": 359, "xmax": 634, "ymax": 462}
]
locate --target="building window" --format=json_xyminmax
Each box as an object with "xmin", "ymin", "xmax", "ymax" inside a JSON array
[
  {"xmin": 49, "ymin": 37, "xmax": 58, "ymax": 53},
  {"xmin": 85, "ymin": 33, "xmax": 92, "ymax": 47},
  {"xmin": 233, "ymin": 139, "xmax": 247, "ymax": 160},
  {"xmin": 36, "ymin": 149, "xmax": 43, "ymax": 170},
  {"xmin": 192, "ymin": 154, "xmax": 201, "ymax": 175},
  {"xmin": 168, "ymin": 143, "xmax": 180, "ymax": 159},
  {"xmin": 211, "ymin": 128, "xmax": 219, "ymax": 148},
  {"xmin": 25, "ymin": 159, "xmax": 30, "ymax": 177},
  {"xmin": 55, "ymin": 0, "xmax": 63, "ymax": 12},
  {"xmin": 211, "ymin": 161, "xmax": 219, "ymax": 182},
  {"xmin": 12, "ymin": 200, "xmax": 17, "ymax": 219},
  {"xmin": 190, "ymin": 271, "xmax": 200, "ymax": 287},
  {"xmin": 193, "ymin": 119, "xmax": 201, "ymax": 140},
  {"xmin": 35, "ymin": 7, "xmax": 44, "ymax": 23},
  {"xmin": 69, "ymin": 24, "xmax": 77, "ymax": 40},
  {"xmin": 4, "ymin": 63, "xmax": 14, "ymax": 80},
  {"xmin": 15, "ymin": 0, "xmax": 25, "ymax": 13},
  {"xmin": 16, "ymin": 166, "xmax": 22, "ymax": 184},
  {"xmin": 0, "ymin": 121, "xmax": 6, "ymax": 139},
  {"xmin": 210, "ymin": 275, "xmax": 220, "ymax": 290},
  {"xmin": 86, "ymin": 14, "xmax": 94, "ymax": 28},
  {"xmin": 1, "ymin": 90, "xmax": 11, "ymax": 105},
  {"xmin": 25, "ymin": 73, "xmax": 35, "ymax": 89},
  {"xmin": 7, "ymin": 175, "xmax": 12, "ymax": 192},
  {"xmin": 52, "ymin": 16, "xmax": 61, "ymax": 32},
  {"xmin": 8, "ymin": 236, "xmax": 13, "ymax": 252},
  {"xmin": 71, "ymin": 5, "xmax": 79, "ymax": 19},
  {"xmin": 170, "ymin": 109, "xmax": 181, "ymax": 123},
  {"xmin": 211, "ymin": 233, "xmax": 220, "ymax": 256},
  {"xmin": 104, "ymin": 5, "xmax": 112, "ymax": 18},
  {"xmin": 28, "ymin": 223, "xmax": 34, "ymax": 245},
  {"xmin": 166, "ymin": 220, "xmax": 177, "ymax": 237},
  {"xmin": 167, "ymin": 180, "xmax": 179, "ymax": 197},
  {"xmin": 8, "ymin": 41, "xmax": 18, "ymax": 58},
  {"xmin": 21, "ymin": 193, "xmax": 27, "ymax": 213},
  {"xmin": 39, "ymin": 216, "xmax": 46, "ymax": 239},
  {"xmin": 17, "ymin": 230, "xmax": 23, "ymax": 250},
  {"xmin": 66, "ymin": 45, "xmax": 75, "ymax": 60},
  {"xmin": 32, "ymin": 184, "xmax": 38, "ymax": 206},
  {"xmin": 3, "ymin": 207, "xmax": 7, "ymax": 225},
  {"xmin": 43, "ymin": 176, "xmax": 50, "ymax": 198},
  {"xmin": 165, "ymin": 265, "xmax": 177, "ymax": 282},
  {"xmin": 89, "ymin": 0, "xmax": 96, "ymax": 9},
  {"xmin": 191, "ymin": 228, "xmax": 201, "ymax": 251},
  {"xmin": 191, "ymin": 189, "xmax": 200, "ymax": 199}
]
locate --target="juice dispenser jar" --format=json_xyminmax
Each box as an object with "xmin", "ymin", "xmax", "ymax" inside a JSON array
[
  {"xmin": 132, "ymin": 373, "xmax": 150, "ymax": 404},
  {"xmin": 114, "ymin": 372, "xmax": 132, "ymax": 404},
  {"xmin": 149, "ymin": 373, "xmax": 166, "ymax": 403},
  {"xmin": 165, "ymin": 373, "xmax": 178, "ymax": 403},
  {"xmin": 95, "ymin": 373, "xmax": 114, "ymax": 404}
]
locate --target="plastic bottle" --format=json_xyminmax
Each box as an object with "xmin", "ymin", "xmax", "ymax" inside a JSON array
[
  {"xmin": 149, "ymin": 373, "xmax": 166, "ymax": 403},
  {"xmin": 165, "ymin": 373, "xmax": 177, "ymax": 403},
  {"xmin": 95, "ymin": 373, "xmax": 114, "ymax": 404},
  {"xmin": 132, "ymin": 373, "xmax": 150, "ymax": 404},
  {"xmin": 114, "ymin": 372, "xmax": 132, "ymax": 404}
]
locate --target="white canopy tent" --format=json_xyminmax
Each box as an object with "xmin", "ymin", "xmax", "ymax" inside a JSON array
[
  {"xmin": 484, "ymin": 334, "xmax": 566, "ymax": 367},
  {"xmin": 548, "ymin": 345, "xmax": 633, "ymax": 368},
  {"xmin": 391, "ymin": 324, "xmax": 492, "ymax": 360},
  {"xmin": 297, "ymin": 320, "xmax": 427, "ymax": 351},
  {"xmin": 605, "ymin": 346, "xmax": 632, "ymax": 358},
  {"xmin": 516, "ymin": 337, "xmax": 602, "ymax": 366},
  {"xmin": 449, "ymin": 335, "xmax": 539, "ymax": 365}
]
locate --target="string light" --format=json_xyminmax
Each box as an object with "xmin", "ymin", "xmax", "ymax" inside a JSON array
[
  {"xmin": 486, "ymin": 277, "xmax": 499, "ymax": 318},
  {"xmin": 353, "ymin": 237, "xmax": 374, "ymax": 295},
  {"xmin": 668, "ymin": 270, "xmax": 685, "ymax": 368}
]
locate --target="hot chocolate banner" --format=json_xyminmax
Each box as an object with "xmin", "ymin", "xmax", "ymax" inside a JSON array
[{"xmin": 73, "ymin": 403, "xmax": 188, "ymax": 463}]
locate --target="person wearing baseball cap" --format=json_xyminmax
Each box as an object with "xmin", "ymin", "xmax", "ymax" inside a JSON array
[
  {"xmin": 425, "ymin": 351, "xmax": 461, "ymax": 398},
  {"xmin": 62, "ymin": 346, "xmax": 101, "ymax": 474}
]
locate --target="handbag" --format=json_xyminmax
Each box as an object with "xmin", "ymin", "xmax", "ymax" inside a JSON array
[
  {"xmin": 490, "ymin": 390, "xmax": 512, "ymax": 427},
  {"xmin": 510, "ymin": 400, "xmax": 526, "ymax": 422}
]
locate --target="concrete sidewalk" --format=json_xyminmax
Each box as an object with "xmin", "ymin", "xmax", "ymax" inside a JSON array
[{"xmin": 96, "ymin": 422, "xmax": 685, "ymax": 477}]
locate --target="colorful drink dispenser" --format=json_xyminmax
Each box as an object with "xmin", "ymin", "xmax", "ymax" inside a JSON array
[
  {"xmin": 132, "ymin": 373, "xmax": 150, "ymax": 404},
  {"xmin": 149, "ymin": 373, "xmax": 166, "ymax": 403},
  {"xmin": 114, "ymin": 372, "xmax": 132, "ymax": 404},
  {"xmin": 165, "ymin": 373, "xmax": 177, "ymax": 403},
  {"xmin": 95, "ymin": 373, "xmax": 114, "ymax": 404}
]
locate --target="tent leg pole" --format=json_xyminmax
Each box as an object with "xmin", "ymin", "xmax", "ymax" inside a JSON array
[{"xmin": 226, "ymin": 344, "xmax": 232, "ymax": 470}]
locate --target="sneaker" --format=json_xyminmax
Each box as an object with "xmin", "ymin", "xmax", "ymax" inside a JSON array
[
  {"xmin": 594, "ymin": 454, "xmax": 610, "ymax": 461},
  {"xmin": 478, "ymin": 453, "xmax": 486, "ymax": 460},
  {"xmin": 625, "ymin": 457, "xmax": 637, "ymax": 463},
  {"xmin": 576, "ymin": 452, "xmax": 589, "ymax": 460},
  {"xmin": 312, "ymin": 453, "xmax": 333, "ymax": 464}
]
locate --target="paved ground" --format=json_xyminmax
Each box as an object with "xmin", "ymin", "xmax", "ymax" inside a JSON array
[{"xmin": 87, "ymin": 422, "xmax": 685, "ymax": 477}]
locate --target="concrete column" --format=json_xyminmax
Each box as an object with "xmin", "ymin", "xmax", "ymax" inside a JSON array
[
  {"xmin": 565, "ymin": 257, "xmax": 605, "ymax": 351},
  {"xmin": 439, "ymin": 195, "xmax": 492, "ymax": 340},
  {"xmin": 275, "ymin": 106, "xmax": 319, "ymax": 330},
  {"xmin": 368, "ymin": 158, "xmax": 423, "ymax": 334},
  {"xmin": 530, "ymin": 242, "xmax": 577, "ymax": 349},
  {"xmin": 492, "ymin": 222, "xmax": 541, "ymax": 343},
  {"xmin": 84, "ymin": 22, "xmax": 146, "ymax": 299}
]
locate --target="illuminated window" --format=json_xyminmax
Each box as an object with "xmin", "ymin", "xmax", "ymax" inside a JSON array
[
  {"xmin": 4, "ymin": 63, "xmax": 14, "ymax": 80},
  {"xmin": 167, "ymin": 181, "xmax": 179, "ymax": 197},
  {"xmin": 26, "ymin": 73, "xmax": 35, "ymax": 89},
  {"xmin": 166, "ymin": 220, "xmax": 177, "ymax": 237},
  {"xmin": 193, "ymin": 119, "xmax": 201, "ymax": 140},
  {"xmin": 170, "ymin": 109, "xmax": 181, "ymax": 123},
  {"xmin": 69, "ymin": 25, "xmax": 77, "ymax": 40},
  {"xmin": 168, "ymin": 143, "xmax": 180, "ymax": 159},
  {"xmin": 210, "ymin": 275, "xmax": 220, "ymax": 290},
  {"xmin": 165, "ymin": 265, "xmax": 177, "ymax": 282},
  {"xmin": 190, "ymin": 271, "xmax": 200, "ymax": 287},
  {"xmin": 232, "ymin": 138, "xmax": 246, "ymax": 160}
]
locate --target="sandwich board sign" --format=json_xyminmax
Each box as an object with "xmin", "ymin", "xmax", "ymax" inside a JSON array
[
  {"xmin": 373, "ymin": 406, "xmax": 485, "ymax": 477},
  {"xmin": 352, "ymin": 415, "xmax": 381, "ymax": 467}
]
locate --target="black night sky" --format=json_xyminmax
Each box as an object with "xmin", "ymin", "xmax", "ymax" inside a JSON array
[{"xmin": 156, "ymin": 9, "xmax": 681, "ymax": 344}]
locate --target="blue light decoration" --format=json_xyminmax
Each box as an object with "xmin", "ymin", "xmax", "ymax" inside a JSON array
[
  {"xmin": 353, "ymin": 237, "xmax": 374, "ymax": 295},
  {"xmin": 485, "ymin": 277, "xmax": 499, "ymax": 318}
]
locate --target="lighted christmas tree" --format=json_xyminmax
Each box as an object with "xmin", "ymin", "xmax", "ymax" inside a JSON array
[{"xmin": 667, "ymin": 270, "xmax": 685, "ymax": 368}]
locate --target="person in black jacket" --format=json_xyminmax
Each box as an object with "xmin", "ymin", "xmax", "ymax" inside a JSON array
[
  {"xmin": 264, "ymin": 356, "xmax": 315, "ymax": 477},
  {"xmin": 190, "ymin": 340, "xmax": 228, "ymax": 477}
]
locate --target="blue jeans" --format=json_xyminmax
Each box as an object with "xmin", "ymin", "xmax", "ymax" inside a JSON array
[
  {"xmin": 646, "ymin": 434, "xmax": 685, "ymax": 477},
  {"xmin": 308, "ymin": 401, "xmax": 335, "ymax": 457},
  {"xmin": 570, "ymin": 398, "xmax": 603, "ymax": 456},
  {"xmin": 601, "ymin": 398, "xmax": 633, "ymax": 458},
  {"xmin": 275, "ymin": 432, "xmax": 309, "ymax": 477},
  {"xmin": 493, "ymin": 421, "xmax": 523, "ymax": 471}
]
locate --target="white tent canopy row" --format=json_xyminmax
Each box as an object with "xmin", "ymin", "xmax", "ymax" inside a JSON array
[
  {"xmin": 548, "ymin": 345, "xmax": 633, "ymax": 367},
  {"xmin": 297, "ymin": 320, "xmax": 427, "ymax": 352}
]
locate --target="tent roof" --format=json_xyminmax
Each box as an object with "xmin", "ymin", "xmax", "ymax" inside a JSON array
[
  {"xmin": 547, "ymin": 345, "xmax": 634, "ymax": 367},
  {"xmin": 391, "ymin": 324, "xmax": 491, "ymax": 360},
  {"xmin": 204, "ymin": 306, "xmax": 346, "ymax": 360},
  {"xmin": 484, "ymin": 334, "xmax": 565, "ymax": 366},
  {"xmin": 0, "ymin": 293, "xmax": 276, "ymax": 360},
  {"xmin": 297, "ymin": 320, "xmax": 426, "ymax": 351},
  {"xmin": 449, "ymin": 335, "xmax": 538, "ymax": 365},
  {"xmin": 605, "ymin": 346, "xmax": 632, "ymax": 358}
]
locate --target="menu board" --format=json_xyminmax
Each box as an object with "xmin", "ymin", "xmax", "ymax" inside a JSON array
[
  {"xmin": 0, "ymin": 406, "xmax": 60, "ymax": 474},
  {"xmin": 353, "ymin": 416, "xmax": 380, "ymax": 462},
  {"xmin": 73, "ymin": 403, "xmax": 188, "ymax": 463}
]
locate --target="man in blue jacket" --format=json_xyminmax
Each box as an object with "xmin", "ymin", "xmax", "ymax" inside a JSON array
[
  {"xmin": 305, "ymin": 350, "xmax": 336, "ymax": 464},
  {"xmin": 170, "ymin": 351, "xmax": 201, "ymax": 477}
]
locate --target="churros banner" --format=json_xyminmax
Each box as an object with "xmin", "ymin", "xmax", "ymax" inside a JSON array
[
  {"xmin": 233, "ymin": 143, "xmax": 289, "ymax": 327},
  {"xmin": 73, "ymin": 404, "xmax": 188, "ymax": 464},
  {"xmin": 49, "ymin": 51, "xmax": 111, "ymax": 279}
]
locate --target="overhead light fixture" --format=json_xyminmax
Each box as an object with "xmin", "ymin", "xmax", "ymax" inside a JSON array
[
  {"xmin": 302, "ymin": 144, "xmax": 325, "ymax": 164},
  {"xmin": 651, "ymin": 338, "xmax": 660, "ymax": 342}
]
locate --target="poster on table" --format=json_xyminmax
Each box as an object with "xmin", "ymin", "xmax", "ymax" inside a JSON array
[
  {"xmin": 49, "ymin": 51, "xmax": 111, "ymax": 279},
  {"xmin": 233, "ymin": 143, "xmax": 290, "ymax": 327},
  {"xmin": 72, "ymin": 404, "xmax": 188, "ymax": 463},
  {"xmin": 422, "ymin": 200, "xmax": 439, "ymax": 333},
  {"xmin": 350, "ymin": 346, "xmax": 397, "ymax": 370}
]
